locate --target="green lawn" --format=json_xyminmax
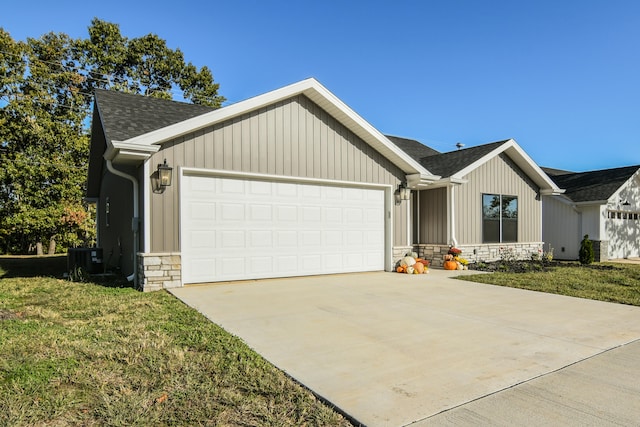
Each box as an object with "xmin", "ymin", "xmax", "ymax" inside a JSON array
[
  {"xmin": 459, "ymin": 262, "xmax": 640, "ymax": 306},
  {"xmin": 3, "ymin": 257, "xmax": 639, "ymax": 426},
  {"xmin": 0, "ymin": 257, "xmax": 351, "ymax": 426}
]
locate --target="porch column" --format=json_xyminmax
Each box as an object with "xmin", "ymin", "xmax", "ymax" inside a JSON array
[{"xmin": 448, "ymin": 185, "xmax": 458, "ymax": 247}]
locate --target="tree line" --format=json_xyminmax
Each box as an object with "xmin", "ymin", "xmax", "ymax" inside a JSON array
[{"xmin": 0, "ymin": 18, "xmax": 224, "ymax": 254}]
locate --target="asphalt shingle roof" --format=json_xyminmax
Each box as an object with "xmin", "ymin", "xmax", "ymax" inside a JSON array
[
  {"xmin": 386, "ymin": 135, "xmax": 441, "ymax": 159},
  {"xmin": 418, "ymin": 140, "xmax": 508, "ymax": 177},
  {"xmin": 94, "ymin": 89, "xmax": 215, "ymax": 142},
  {"xmin": 548, "ymin": 166, "xmax": 640, "ymax": 203},
  {"xmin": 541, "ymin": 166, "xmax": 575, "ymax": 176}
]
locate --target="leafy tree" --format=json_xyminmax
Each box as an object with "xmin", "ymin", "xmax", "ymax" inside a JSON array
[
  {"xmin": 579, "ymin": 234, "xmax": 595, "ymax": 265},
  {"xmin": 0, "ymin": 19, "xmax": 224, "ymax": 254}
]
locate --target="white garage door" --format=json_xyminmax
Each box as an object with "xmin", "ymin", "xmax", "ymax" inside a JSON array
[{"xmin": 181, "ymin": 174, "xmax": 386, "ymax": 284}]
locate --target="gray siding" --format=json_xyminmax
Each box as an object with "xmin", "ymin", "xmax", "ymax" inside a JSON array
[
  {"xmin": 99, "ymin": 163, "xmax": 138, "ymax": 275},
  {"xmin": 455, "ymin": 153, "xmax": 541, "ymax": 244},
  {"xmin": 418, "ymin": 187, "xmax": 447, "ymax": 244},
  {"xmin": 148, "ymin": 95, "xmax": 407, "ymax": 252}
]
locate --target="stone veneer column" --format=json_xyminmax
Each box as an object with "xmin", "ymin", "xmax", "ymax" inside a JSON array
[
  {"xmin": 137, "ymin": 252, "xmax": 182, "ymax": 292},
  {"xmin": 592, "ymin": 240, "xmax": 608, "ymax": 262}
]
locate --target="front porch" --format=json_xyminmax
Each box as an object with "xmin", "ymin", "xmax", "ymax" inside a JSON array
[{"xmin": 413, "ymin": 243, "xmax": 544, "ymax": 268}]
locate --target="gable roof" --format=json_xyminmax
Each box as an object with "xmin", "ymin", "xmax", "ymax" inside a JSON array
[
  {"xmin": 385, "ymin": 135, "xmax": 440, "ymax": 159},
  {"xmin": 94, "ymin": 89, "xmax": 215, "ymax": 143},
  {"xmin": 419, "ymin": 140, "xmax": 507, "ymax": 178},
  {"xmin": 92, "ymin": 78, "xmax": 440, "ymax": 183},
  {"xmin": 547, "ymin": 165, "xmax": 640, "ymax": 203},
  {"xmin": 396, "ymin": 138, "xmax": 563, "ymax": 195},
  {"xmin": 541, "ymin": 166, "xmax": 575, "ymax": 176}
]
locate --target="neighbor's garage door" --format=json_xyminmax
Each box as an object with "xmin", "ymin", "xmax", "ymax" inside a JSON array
[{"xmin": 181, "ymin": 174, "xmax": 386, "ymax": 284}]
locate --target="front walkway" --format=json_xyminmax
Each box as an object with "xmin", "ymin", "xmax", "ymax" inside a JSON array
[
  {"xmin": 609, "ymin": 257, "xmax": 640, "ymax": 264},
  {"xmin": 170, "ymin": 270, "xmax": 640, "ymax": 426}
]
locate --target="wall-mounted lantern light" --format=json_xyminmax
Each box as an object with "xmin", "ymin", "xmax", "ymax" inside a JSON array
[
  {"xmin": 399, "ymin": 182, "xmax": 411, "ymax": 201},
  {"xmin": 621, "ymin": 200, "xmax": 631, "ymax": 206},
  {"xmin": 158, "ymin": 159, "xmax": 173, "ymax": 187}
]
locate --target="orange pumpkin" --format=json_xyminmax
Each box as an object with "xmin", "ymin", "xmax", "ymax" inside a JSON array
[
  {"xmin": 443, "ymin": 260, "xmax": 458, "ymax": 270},
  {"xmin": 396, "ymin": 265, "xmax": 405, "ymax": 273},
  {"xmin": 414, "ymin": 262, "xmax": 425, "ymax": 274}
]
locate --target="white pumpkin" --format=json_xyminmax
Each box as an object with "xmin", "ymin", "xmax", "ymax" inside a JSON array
[
  {"xmin": 409, "ymin": 251, "xmax": 419, "ymax": 259},
  {"xmin": 406, "ymin": 266, "xmax": 415, "ymax": 274},
  {"xmin": 401, "ymin": 256, "xmax": 416, "ymax": 267}
]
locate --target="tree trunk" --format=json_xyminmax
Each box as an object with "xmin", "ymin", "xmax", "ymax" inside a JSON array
[
  {"xmin": 36, "ymin": 242, "xmax": 43, "ymax": 256},
  {"xmin": 48, "ymin": 237, "xmax": 56, "ymax": 255}
]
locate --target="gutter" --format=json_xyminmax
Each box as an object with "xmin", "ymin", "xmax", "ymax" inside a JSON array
[{"xmin": 105, "ymin": 160, "xmax": 139, "ymax": 289}]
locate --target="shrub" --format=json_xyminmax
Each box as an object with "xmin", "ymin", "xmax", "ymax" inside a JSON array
[{"xmin": 579, "ymin": 234, "xmax": 595, "ymax": 265}]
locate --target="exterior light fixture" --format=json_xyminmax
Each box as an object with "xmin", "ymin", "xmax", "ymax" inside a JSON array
[
  {"xmin": 622, "ymin": 200, "xmax": 631, "ymax": 206},
  {"xmin": 158, "ymin": 159, "xmax": 173, "ymax": 187},
  {"xmin": 399, "ymin": 183, "xmax": 411, "ymax": 201}
]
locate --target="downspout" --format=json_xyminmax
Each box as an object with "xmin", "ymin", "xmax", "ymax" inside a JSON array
[
  {"xmin": 450, "ymin": 185, "xmax": 458, "ymax": 247},
  {"xmin": 105, "ymin": 160, "xmax": 139, "ymax": 288}
]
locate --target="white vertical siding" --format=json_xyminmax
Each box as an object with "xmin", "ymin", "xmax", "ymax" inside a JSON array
[{"xmin": 542, "ymin": 195, "xmax": 580, "ymax": 259}]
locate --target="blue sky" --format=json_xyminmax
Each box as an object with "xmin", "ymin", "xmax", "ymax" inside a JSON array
[{"xmin": 4, "ymin": 0, "xmax": 639, "ymax": 171}]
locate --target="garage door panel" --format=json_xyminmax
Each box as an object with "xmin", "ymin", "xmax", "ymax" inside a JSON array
[
  {"xmin": 181, "ymin": 175, "xmax": 386, "ymax": 284},
  {"xmin": 277, "ymin": 256, "xmax": 298, "ymax": 272},
  {"xmin": 221, "ymin": 179, "xmax": 244, "ymax": 194},
  {"xmin": 276, "ymin": 231, "xmax": 298, "ymax": 247},
  {"xmin": 249, "ymin": 230, "xmax": 273, "ymax": 247},
  {"xmin": 276, "ymin": 205, "xmax": 297, "ymax": 221},
  {"xmin": 247, "ymin": 257, "xmax": 273, "ymax": 274},
  {"xmin": 249, "ymin": 180, "xmax": 271, "ymax": 195},
  {"xmin": 323, "ymin": 230, "xmax": 342, "ymax": 246},
  {"xmin": 188, "ymin": 231, "xmax": 216, "ymax": 249},
  {"xmin": 220, "ymin": 203, "xmax": 245, "ymax": 221},
  {"xmin": 277, "ymin": 182, "xmax": 298, "ymax": 197}
]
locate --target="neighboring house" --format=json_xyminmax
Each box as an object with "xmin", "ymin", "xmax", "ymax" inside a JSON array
[
  {"xmin": 542, "ymin": 166, "xmax": 640, "ymax": 260},
  {"xmin": 87, "ymin": 78, "xmax": 562, "ymax": 291}
]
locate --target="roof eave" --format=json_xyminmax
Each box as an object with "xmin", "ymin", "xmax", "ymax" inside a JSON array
[
  {"xmin": 541, "ymin": 188, "xmax": 565, "ymax": 196},
  {"xmin": 406, "ymin": 173, "xmax": 443, "ymax": 189},
  {"xmin": 111, "ymin": 78, "xmax": 432, "ymax": 175},
  {"xmin": 453, "ymin": 139, "xmax": 564, "ymax": 194},
  {"xmin": 105, "ymin": 140, "xmax": 159, "ymax": 164}
]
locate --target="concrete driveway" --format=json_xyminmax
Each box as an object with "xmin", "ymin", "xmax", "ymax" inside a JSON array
[{"xmin": 170, "ymin": 270, "xmax": 640, "ymax": 426}]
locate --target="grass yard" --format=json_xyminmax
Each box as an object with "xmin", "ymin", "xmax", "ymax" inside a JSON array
[
  {"xmin": 0, "ymin": 257, "xmax": 352, "ymax": 426},
  {"xmin": 459, "ymin": 262, "xmax": 640, "ymax": 306}
]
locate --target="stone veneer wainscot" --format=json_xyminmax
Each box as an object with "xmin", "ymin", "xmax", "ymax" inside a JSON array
[{"xmin": 137, "ymin": 252, "xmax": 182, "ymax": 292}]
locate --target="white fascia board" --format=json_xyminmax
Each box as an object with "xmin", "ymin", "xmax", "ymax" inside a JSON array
[
  {"xmin": 575, "ymin": 200, "xmax": 608, "ymax": 207},
  {"xmin": 451, "ymin": 139, "xmax": 564, "ymax": 195},
  {"xmin": 104, "ymin": 140, "xmax": 159, "ymax": 162},
  {"xmin": 115, "ymin": 78, "xmax": 433, "ymax": 176},
  {"xmin": 406, "ymin": 173, "xmax": 443, "ymax": 189},
  {"xmin": 610, "ymin": 168, "xmax": 640, "ymax": 202}
]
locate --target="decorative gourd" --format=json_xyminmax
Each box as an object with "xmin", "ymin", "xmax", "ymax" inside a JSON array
[
  {"xmin": 414, "ymin": 262, "xmax": 425, "ymax": 274},
  {"xmin": 406, "ymin": 266, "xmax": 415, "ymax": 274},
  {"xmin": 443, "ymin": 260, "xmax": 458, "ymax": 270},
  {"xmin": 409, "ymin": 251, "xmax": 419, "ymax": 259},
  {"xmin": 401, "ymin": 256, "xmax": 416, "ymax": 267},
  {"xmin": 396, "ymin": 266, "xmax": 405, "ymax": 273}
]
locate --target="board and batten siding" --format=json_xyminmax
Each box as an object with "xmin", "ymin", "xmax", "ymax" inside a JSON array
[
  {"xmin": 542, "ymin": 196, "xmax": 581, "ymax": 259},
  {"xmin": 148, "ymin": 94, "xmax": 407, "ymax": 253},
  {"xmin": 455, "ymin": 153, "xmax": 541, "ymax": 244},
  {"xmin": 418, "ymin": 187, "xmax": 447, "ymax": 244}
]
